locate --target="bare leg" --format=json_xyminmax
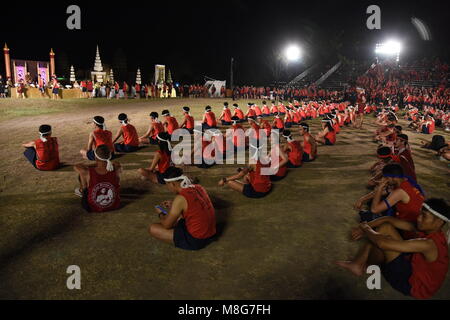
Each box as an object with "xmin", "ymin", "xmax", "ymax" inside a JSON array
[
  {"xmin": 148, "ymin": 223, "xmax": 174, "ymax": 244},
  {"xmin": 80, "ymin": 149, "xmax": 88, "ymax": 160},
  {"xmin": 138, "ymin": 168, "xmax": 159, "ymax": 184}
]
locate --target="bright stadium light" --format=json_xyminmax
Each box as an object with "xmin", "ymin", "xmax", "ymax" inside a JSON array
[
  {"xmin": 375, "ymin": 40, "xmax": 402, "ymax": 62},
  {"xmin": 285, "ymin": 45, "xmax": 301, "ymax": 62}
]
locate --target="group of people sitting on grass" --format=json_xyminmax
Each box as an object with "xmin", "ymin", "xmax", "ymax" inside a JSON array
[{"xmin": 336, "ymin": 104, "xmax": 450, "ymax": 299}]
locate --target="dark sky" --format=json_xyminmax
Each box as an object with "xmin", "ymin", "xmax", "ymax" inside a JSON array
[{"xmin": 1, "ymin": 0, "xmax": 449, "ymax": 84}]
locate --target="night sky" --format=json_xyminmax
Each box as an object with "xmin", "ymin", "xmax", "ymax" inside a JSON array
[{"xmin": 1, "ymin": 0, "xmax": 449, "ymax": 85}]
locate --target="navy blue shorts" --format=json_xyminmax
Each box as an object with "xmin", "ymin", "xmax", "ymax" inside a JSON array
[
  {"xmin": 381, "ymin": 253, "xmax": 413, "ymax": 296},
  {"xmin": 87, "ymin": 150, "xmax": 115, "ymax": 161},
  {"xmin": 221, "ymin": 120, "xmax": 232, "ymax": 126},
  {"xmin": 242, "ymin": 183, "xmax": 270, "ymax": 198},
  {"xmin": 421, "ymin": 125, "xmax": 430, "ymax": 134},
  {"xmin": 173, "ymin": 219, "xmax": 216, "ymax": 251},
  {"xmin": 149, "ymin": 137, "xmax": 159, "ymax": 145},
  {"xmin": 325, "ymin": 138, "xmax": 334, "ymax": 146},
  {"xmin": 287, "ymin": 160, "xmax": 301, "ymax": 168},
  {"xmin": 285, "ymin": 122, "xmax": 292, "ymax": 128},
  {"xmin": 302, "ymin": 152, "xmax": 314, "ymax": 162},
  {"xmin": 52, "ymin": 88, "xmax": 59, "ymax": 94},
  {"xmin": 156, "ymin": 171, "xmax": 166, "ymax": 185},
  {"xmin": 114, "ymin": 143, "xmax": 139, "ymax": 153},
  {"xmin": 270, "ymin": 174, "xmax": 285, "ymax": 181},
  {"xmin": 23, "ymin": 147, "xmax": 37, "ymax": 169}
]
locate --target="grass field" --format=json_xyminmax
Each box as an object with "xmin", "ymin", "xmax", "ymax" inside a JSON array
[{"xmin": 0, "ymin": 97, "xmax": 449, "ymax": 300}]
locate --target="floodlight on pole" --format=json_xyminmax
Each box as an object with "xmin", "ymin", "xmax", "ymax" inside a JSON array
[
  {"xmin": 375, "ymin": 40, "xmax": 402, "ymax": 62},
  {"xmin": 285, "ymin": 45, "xmax": 301, "ymax": 62}
]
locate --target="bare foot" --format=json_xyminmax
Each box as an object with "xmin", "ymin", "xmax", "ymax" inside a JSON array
[
  {"xmin": 335, "ymin": 260, "xmax": 366, "ymax": 276},
  {"xmin": 218, "ymin": 178, "xmax": 226, "ymax": 187}
]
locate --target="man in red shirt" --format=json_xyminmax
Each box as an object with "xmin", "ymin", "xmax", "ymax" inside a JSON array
[
  {"xmin": 337, "ymin": 198, "xmax": 449, "ymax": 299},
  {"xmin": 202, "ymin": 105, "xmax": 217, "ymax": 130},
  {"xmin": 161, "ymin": 110, "xmax": 180, "ymax": 136},
  {"xmin": 218, "ymin": 102, "xmax": 232, "ymax": 125},
  {"xmin": 74, "ymin": 144, "xmax": 121, "ymax": 213},
  {"xmin": 149, "ymin": 167, "xmax": 216, "ymax": 250},
  {"xmin": 112, "ymin": 113, "xmax": 140, "ymax": 153},
  {"xmin": 22, "ymin": 124, "xmax": 60, "ymax": 171},
  {"xmin": 80, "ymin": 116, "xmax": 114, "ymax": 161},
  {"xmin": 180, "ymin": 106, "xmax": 195, "ymax": 134}
]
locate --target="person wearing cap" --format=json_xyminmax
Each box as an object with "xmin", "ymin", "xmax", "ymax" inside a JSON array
[
  {"xmin": 161, "ymin": 109, "xmax": 180, "ymax": 136},
  {"xmin": 149, "ymin": 166, "xmax": 216, "ymax": 251},
  {"xmin": 337, "ymin": 197, "xmax": 449, "ymax": 299},
  {"xmin": 80, "ymin": 116, "xmax": 114, "ymax": 161},
  {"xmin": 298, "ymin": 123, "xmax": 317, "ymax": 162},
  {"xmin": 315, "ymin": 118, "xmax": 336, "ymax": 145},
  {"xmin": 139, "ymin": 112, "xmax": 164, "ymax": 145},
  {"xmin": 218, "ymin": 102, "xmax": 232, "ymax": 126},
  {"xmin": 218, "ymin": 144, "xmax": 272, "ymax": 198},
  {"xmin": 138, "ymin": 132, "xmax": 173, "ymax": 185},
  {"xmin": 232, "ymin": 104, "xmax": 245, "ymax": 122},
  {"xmin": 22, "ymin": 124, "xmax": 60, "ymax": 171},
  {"xmin": 282, "ymin": 130, "xmax": 303, "ymax": 168},
  {"xmin": 74, "ymin": 144, "xmax": 121, "ymax": 212},
  {"xmin": 202, "ymin": 106, "xmax": 217, "ymax": 130},
  {"xmin": 179, "ymin": 106, "xmax": 195, "ymax": 134},
  {"xmin": 112, "ymin": 113, "xmax": 140, "ymax": 153}
]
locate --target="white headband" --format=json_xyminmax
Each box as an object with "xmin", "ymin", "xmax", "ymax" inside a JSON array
[
  {"xmin": 156, "ymin": 135, "xmax": 173, "ymax": 151},
  {"xmin": 423, "ymin": 203, "xmax": 450, "ymax": 244},
  {"xmin": 249, "ymin": 143, "xmax": 264, "ymax": 160},
  {"xmin": 93, "ymin": 119, "xmax": 106, "ymax": 130},
  {"xmin": 164, "ymin": 175, "xmax": 194, "ymax": 188},
  {"xmin": 39, "ymin": 131, "xmax": 51, "ymax": 142},
  {"xmin": 94, "ymin": 149, "xmax": 114, "ymax": 172},
  {"xmin": 120, "ymin": 119, "xmax": 128, "ymax": 126}
]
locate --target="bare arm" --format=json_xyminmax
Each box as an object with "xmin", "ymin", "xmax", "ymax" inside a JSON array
[
  {"xmin": 22, "ymin": 140, "xmax": 36, "ymax": 148},
  {"xmin": 160, "ymin": 195, "xmax": 186, "ymax": 229},
  {"xmin": 148, "ymin": 152, "xmax": 161, "ymax": 171},
  {"xmin": 87, "ymin": 132, "xmax": 94, "ymax": 150},
  {"xmin": 371, "ymin": 180, "xmax": 407, "ymax": 214},
  {"xmin": 112, "ymin": 127, "xmax": 123, "ymax": 144},
  {"xmin": 139, "ymin": 123, "xmax": 153, "ymax": 140},
  {"xmin": 74, "ymin": 164, "xmax": 90, "ymax": 189}
]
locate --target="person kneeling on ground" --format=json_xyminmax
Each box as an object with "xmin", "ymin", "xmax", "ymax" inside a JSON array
[
  {"xmin": 218, "ymin": 144, "xmax": 272, "ymax": 198},
  {"xmin": 337, "ymin": 198, "xmax": 449, "ymax": 300},
  {"xmin": 22, "ymin": 124, "xmax": 60, "ymax": 171},
  {"xmin": 113, "ymin": 113, "xmax": 140, "ymax": 153},
  {"xmin": 138, "ymin": 132, "xmax": 173, "ymax": 184},
  {"xmin": 149, "ymin": 166, "xmax": 216, "ymax": 251},
  {"xmin": 74, "ymin": 144, "xmax": 121, "ymax": 213}
]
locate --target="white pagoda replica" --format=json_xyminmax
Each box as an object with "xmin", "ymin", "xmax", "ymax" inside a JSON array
[
  {"xmin": 109, "ymin": 69, "xmax": 114, "ymax": 82},
  {"xmin": 136, "ymin": 68, "xmax": 142, "ymax": 84},
  {"xmin": 70, "ymin": 65, "xmax": 76, "ymax": 82},
  {"xmin": 91, "ymin": 45, "xmax": 106, "ymax": 83}
]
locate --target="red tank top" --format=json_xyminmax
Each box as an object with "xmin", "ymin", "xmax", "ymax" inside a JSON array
[
  {"xmin": 325, "ymin": 130, "xmax": 336, "ymax": 144},
  {"xmin": 179, "ymin": 185, "xmax": 216, "ymax": 239},
  {"xmin": 254, "ymin": 106, "xmax": 262, "ymax": 116},
  {"xmin": 166, "ymin": 117, "xmax": 179, "ymax": 134},
  {"xmin": 184, "ymin": 114, "xmax": 195, "ymax": 129},
  {"xmin": 152, "ymin": 121, "xmax": 164, "ymax": 139},
  {"xmin": 34, "ymin": 137, "xmax": 60, "ymax": 170},
  {"xmin": 232, "ymin": 125, "xmax": 245, "ymax": 147},
  {"xmin": 302, "ymin": 133, "xmax": 314, "ymax": 158},
  {"xmin": 235, "ymin": 109, "xmax": 244, "ymax": 119},
  {"xmin": 93, "ymin": 129, "xmax": 114, "ymax": 152},
  {"xmin": 409, "ymin": 232, "xmax": 449, "ymax": 299},
  {"xmin": 274, "ymin": 118, "xmax": 284, "ymax": 129},
  {"xmin": 274, "ymin": 156, "xmax": 287, "ymax": 177},
  {"xmin": 122, "ymin": 124, "xmax": 139, "ymax": 146},
  {"xmin": 247, "ymin": 108, "xmax": 256, "ymax": 117},
  {"xmin": 249, "ymin": 162, "xmax": 272, "ymax": 193},
  {"xmin": 87, "ymin": 167, "xmax": 120, "ymax": 212},
  {"xmin": 157, "ymin": 150, "xmax": 171, "ymax": 173},
  {"xmin": 395, "ymin": 180, "xmax": 425, "ymax": 222},
  {"xmin": 262, "ymin": 106, "xmax": 270, "ymax": 115},
  {"xmin": 205, "ymin": 112, "xmax": 217, "ymax": 127},
  {"xmin": 223, "ymin": 109, "xmax": 232, "ymax": 122},
  {"xmin": 287, "ymin": 140, "xmax": 303, "ymax": 166}
]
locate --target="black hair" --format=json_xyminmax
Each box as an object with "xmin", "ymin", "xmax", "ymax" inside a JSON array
[
  {"xmin": 118, "ymin": 113, "xmax": 128, "ymax": 122},
  {"xmin": 95, "ymin": 144, "xmax": 111, "ymax": 159},
  {"xmin": 262, "ymin": 101, "xmax": 266, "ymax": 104},
  {"xmin": 299, "ymin": 122, "xmax": 309, "ymax": 132},
  {"xmin": 224, "ymin": 102, "xmax": 228, "ymax": 106},
  {"xmin": 233, "ymin": 104, "xmax": 238, "ymax": 107},
  {"xmin": 395, "ymin": 125, "xmax": 402, "ymax": 132},
  {"xmin": 39, "ymin": 124, "xmax": 52, "ymax": 135},
  {"xmin": 205, "ymin": 106, "xmax": 212, "ymax": 111},
  {"xmin": 157, "ymin": 132, "xmax": 172, "ymax": 155},
  {"xmin": 161, "ymin": 109, "xmax": 170, "ymax": 116},
  {"xmin": 382, "ymin": 163, "xmax": 404, "ymax": 177},
  {"xmin": 377, "ymin": 146, "xmax": 392, "ymax": 156},
  {"xmin": 93, "ymin": 116, "xmax": 105, "ymax": 127},
  {"xmin": 150, "ymin": 112, "xmax": 159, "ymax": 119},
  {"xmin": 182, "ymin": 106, "xmax": 190, "ymax": 112},
  {"xmin": 397, "ymin": 134, "xmax": 409, "ymax": 142},
  {"xmin": 424, "ymin": 198, "xmax": 450, "ymax": 221},
  {"xmin": 164, "ymin": 166, "xmax": 183, "ymax": 180},
  {"xmin": 323, "ymin": 121, "xmax": 334, "ymax": 132},
  {"xmin": 283, "ymin": 130, "xmax": 292, "ymax": 137}
]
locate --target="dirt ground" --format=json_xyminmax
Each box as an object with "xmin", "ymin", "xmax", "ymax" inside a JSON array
[{"xmin": 0, "ymin": 97, "xmax": 449, "ymax": 300}]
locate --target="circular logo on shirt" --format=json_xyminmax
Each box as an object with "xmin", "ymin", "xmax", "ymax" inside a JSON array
[{"xmin": 90, "ymin": 183, "xmax": 116, "ymax": 208}]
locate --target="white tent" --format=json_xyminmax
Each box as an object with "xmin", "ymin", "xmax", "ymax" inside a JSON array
[{"xmin": 204, "ymin": 80, "xmax": 226, "ymax": 97}]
